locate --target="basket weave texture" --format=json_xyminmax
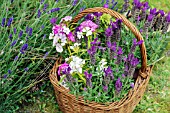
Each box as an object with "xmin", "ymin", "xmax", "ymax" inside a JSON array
[{"xmin": 49, "ymin": 7, "xmax": 153, "ymax": 113}]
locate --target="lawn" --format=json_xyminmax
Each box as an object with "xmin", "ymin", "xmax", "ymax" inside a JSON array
[{"xmin": 0, "ymin": 0, "xmax": 169, "ymax": 113}]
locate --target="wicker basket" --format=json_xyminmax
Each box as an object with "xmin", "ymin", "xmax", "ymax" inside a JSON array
[{"xmin": 49, "ymin": 7, "xmax": 153, "ymax": 113}]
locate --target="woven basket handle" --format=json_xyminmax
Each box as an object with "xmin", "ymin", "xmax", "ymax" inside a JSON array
[{"xmin": 72, "ymin": 7, "xmax": 147, "ymax": 76}]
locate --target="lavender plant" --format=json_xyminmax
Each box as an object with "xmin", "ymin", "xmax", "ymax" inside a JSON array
[{"xmin": 0, "ymin": 0, "xmax": 109, "ymax": 112}]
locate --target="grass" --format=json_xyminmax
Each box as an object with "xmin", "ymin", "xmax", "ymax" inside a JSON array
[{"xmin": 0, "ymin": 0, "xmax": 169, "ymax": 113}]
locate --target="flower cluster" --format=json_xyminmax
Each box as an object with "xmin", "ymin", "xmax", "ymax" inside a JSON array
[{"xmin": 49, "ymin": 9, "xmax": 144, "ymax": 103}]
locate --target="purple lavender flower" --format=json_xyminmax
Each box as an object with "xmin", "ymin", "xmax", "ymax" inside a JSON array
[
  {"xmin": 85, "ymin": 14, "xmax": 94, "ymax": 21},
  {"xmin": 84, "ymin": 87, "xmax": 87, "ymax": 91},
  {"xmin": 93, "ymin": 12, "xmax": 103, "ymax": 17},
  {"xmin": 115, "ymin": 78, "xmax": 122, "ymax": 93},
  {"xmin": 111, "ymin": 0, "xmax": 114, "ymax": 4},
  {"xmin": 8, "ymin": 70, "xmax": 12, "ymax": 74},
  {"xmin": 29, "ymin": 28, "xmax": 33, "ymax": 36},
  {"xmin": 56, "ymin": 0, "xmax": 59, "ymax": 3},
  {"xmin": 37, "ymin": 9, "xmax": 41, "ymax": 18},
  {"xmin": 24, "ymin": 67, "xmax": 29, "ymax": 72},
  {"xmin": 150, "ymin": 8, "xmax": 157, "ymax": 15},
  {"xmin": 103, "ymin": 4, "xmax": 109, "ymax": 8},
  {"xmin": 7, "ymin": 17, "xmax": 13, "ymax": 26},
  {"xmin": 50, "ymin": 18, "xmax": 57, "ymax": 25},
  {"xmin": 91, "ymin": 37, "xmax": 101, "ymax": 46},
  {"xmin": 130, "ymin": 38, "xmax": 143, "ymax": 53},
  {"xmin": 101, "ymin": 0, "xmax": 104, "ymax": 4},
  {"xmin": 73, "ymin": 0, "xmax": 78, "ymax": 6},
  {"xmin": 20, "ymin": 43, "xmax": 28, "ymax": 54},
  {"xmin": 14, "ymin": 56, "xmax": 18, "ymax": 61},
  {"xmin": 43, "ymin": 52, "xmax": 48, "ymax": 59},
  {"xmin": 84, "ymin": 71, "xmax": 92, "ymax": 88},
  {"xmin": 158, "ymin": 10, "xmax": 165, "ymax": 17},
  {"xmin": 166, "ymin": 12, "xmax": 170, "ymax": 22},
  {"xmin": 1, "ymin": 18, "xmax": 6, "ymax": 27},
  {"xmin": 41, "ymin": 25, "xmax": 45, "ymax": 30},
  {"xmin": 26, "ymin": 26, "xmax": 29, "ymax": 33},
  {"xmin": 43, "ymin": 4, "xmax": 48, "ymax": 12},
  {"xmin": 87, "ymin": 46, "xmax": 97, "ymax": 56},
  {"xmin": 3, "ymin": 74, "xmax": 7, "ymax": 78},
  {"xmin": 105, "ymin": 27, "xmax": 113, "ymax": 37},
  {"xmin": 104, "ymin": 67, "xmax": 114, "ymax": 85},
  {"xmin": 50, "ymin": 8, "xmax": 60, "ymax": 13},
  {"xmin": 106, "ymin": 0, "xmax": 109, "ymax": 4},
  {"xmin": 18, "ymin": 30, "xmax": 23, "ymax": 38},
  {"xmin": 103, "ymin": 85, "xmax": 108, "ymax": 92},
  {"xmin": 9, "ymin": 34, "xmax": 12, "ymax": 40},
  {"xmin": 14, "ymin": 28, "xmax": 17, "ymax": 34},
  {"xmin": 117, "ymin": 47, "xmax": 123, "ymax": 55},
  {"xmin": 130, "ymin": 83, "xmax": 134, "ymax": 88},
  {"xmin": 11, "ymin": 40, "xmax": 17, "ymax": 47}
]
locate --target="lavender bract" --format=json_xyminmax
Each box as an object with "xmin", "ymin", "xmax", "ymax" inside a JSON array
[
  {"xmin": 115, "ymin": 78, "xmax": 122, "ymax": 93},
  {"xmin": 1, "ymin": 18, "xmax": 6, "ymax": 27}
]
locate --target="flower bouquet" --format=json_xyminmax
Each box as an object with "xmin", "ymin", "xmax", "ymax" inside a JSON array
[{"xmin": 48, "ymin": 6, "xmax": 156, "ymax": 113}]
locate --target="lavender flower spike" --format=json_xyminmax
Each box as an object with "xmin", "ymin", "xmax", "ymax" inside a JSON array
[
  {"xmin": 84, "ymin": 71, "xmax": 92, "ymax": 88},
  {"xmin": 7, "ymin": 16, "xmax": 13, "ymax": 26},
  {"xmin": 115, "ymin": 78, "xmax": 122, "ymax": 93},
  {"xmin": 20, "ymin": 43, "xmax": 28, "ymax": 54},
  {"xmin": 103, "ymin": 85, "xmax": 108, "ymax": 92},
  {"xmin": 18, "ymin": 30, "xmax": 23, "ymax": 38},
  {"xmin": 73, "ymin": 0, "xmax": 78, "ymax": 6},
  {"xmin": 1, "ymin": 18, "xmax": 6, "ymax": 27},
  {"xmin": 29, "ymin": 28, "xmax": 33, "ymax": 36},
  {"xmin": 37, "ymin": 9, "xmax": 41, "ymax": 18},
  {"xmin": 50, "ymin": 18, "xmax": 57, "ymax": 25}
]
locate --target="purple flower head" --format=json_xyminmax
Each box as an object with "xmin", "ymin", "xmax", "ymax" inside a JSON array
[
  {"xmin": 127, "ymin": 53, "xmax": 134, "ymax": 62},
  {"xmin": 93, "ymin": 12, "xmax": 103, "ymax": 17},
  {"xmin": 130, "ymin": 83, "xmax": 134, "ymax": 88},
  {"xmin": 1, "ymin": 18, "xmax": 6, "ymax": 27},
  {"xmin": 84, "ymin": 71, "xmax": 92, "ymax": 80},
  {"xmin": 43, "ymin": 52, "xmax": 49, "ymax": 59},
  {"xmin": 80, "ymin": 20, "xmax": 98, "ymax": 32},
  {"xmin": 158, "ymin": 10, "xmax": 165, "ymax": 17},
  {"xmin": 18, "ymin": 30, "xmax": 23, "ymax": 38},
  {"xmin": 147, "ymin": 14, "xmax": 154, "ymax": 22},
  {"xmin": 67, "ymin": 32, "xmax": 75, "ymax": 42},
  {"xmin": 29, "ymin": 28, "xmax": 33, "ymax": 36},
  {"xmin": 87, "ymin": 46, "xmax": 97, "ymax": 56},
  {"xmin": 58, "ymin": 63, "xmax": 69, "ymax": 76},
  {"xmin": 150, "ymin": 8, "xmax": 157, "ymax": 15},
  {"xmin": 20, "ymin": 43, "xmax": 28, "ymax": 54},
  {"xmin": 43, "ymin": 4, "xmax": 48, "ymax": 12},
  {"xmin": 166, "ymin": 12, "xmax": 170, "ymax": 22},
  {"xmin": 37, "ymin": 9, "xmax": 41, "ymax": 18},
  {"xmin": 106, "ymin": 0, "xmax": 109, "ymax": 4},
  {"xmin": 122, "ymin": 74, "xmax": 125, "ymax": 78},
  {"xmin": 56, "ymin": 0, "xmax": 59, "ymax": 3},
  {"xmin": 85, "ymin": 14, "xmax": 94, "ymax": 21},
  {"xmin": 50, "ymin": 18, "xmax": 57, "ymax": 25},
  {"xmin": 107, "ymin": 41, "xmax": 117, "ymax": 51},
  {"xmin": 14, "ymin": 56, "xmax": 18, "ymax": 61},
  {"xmin": 117, "ymin": 47, "xmax": 123, "ymax": 55},
  {"xmin": 9, "ymin": 34, "xmax": 12, "ymax": 40},
  {"xmin": 104, "ymin": 66, "xmax": 114, "ymax": 79},
  {"xmin": 115, "ymin": 78, "xmax": 122, "ymax": 93},
  {"xmin": 142, "ymin": 2, "xmax": 149, "ymax": 11},
  {"xmin": 130, "ymin": 57, "xmax": 139, "ymax": 67},
  {"xmin": 8, "ymin": 70, "xmax": 12, "ymax": 74},
  {"xmin": 11, "ymin": 40, "xmax": 17, "ymax": 47},
  {"xmin": 62, "ymin": 67, "xmax": 71, "ymax": 75},
  {"xmin": 111, "ymin": 22, "xmax": 118, "ymax": 30},
  {"xmin": 26, "ymin": 26, "xmax": 29, "ymax": 33},
  {"xmin": 103, "ymin": 85, "xmax": 108, "ymax": 92},
  {"xmin": 73, "ymin": 0, "xmax": 78, "ymax": 6},
  {"xmin": 105, "ymin": 27, "xmax": 113, "ymax": 37},
  {"xmin": 50, "ymin": 8, "xmax": 60, "ymax": 13},
  {"xmin": 91, "ymin": 37, "xmax": 101, "ymax": 45},
  {"xmin": 7, "ymin": 16, "xmax": 13, "ymax": 26},
  {"xmin": 24, "ymin": 67, "xmax": 29, "ymax": 72},
  {"xmin": 3, "ymin": 74, "xmax": 7, "ymax": 78},
  {"xmin": 41, "ymin": 25, "xmax": 45, "ymax": 30},
  {"xmin": 103, "ymin": 4, "xmax": 109, "ymax": 8},
  {"xmin": 14, "ymin": 28, "xmax": 17, "ymax": 34}
]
